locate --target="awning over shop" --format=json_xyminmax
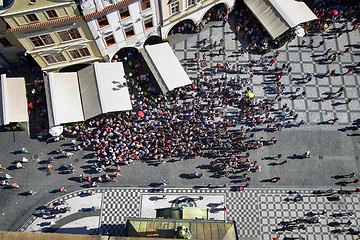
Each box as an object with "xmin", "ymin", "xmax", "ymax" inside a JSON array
[
  {"xmin": 141, "ymin": 42, "xmax": 192, "ymax": 93},
  {"xmin": 244, "ymin": 0, "xmax": 318, "ymax": 39},
  {"xmin": 45, "ymin": 62, "xmax": 132, "ymax": 127},
  {"xmin": 78, "ymin": 62, "xmax": 132, "ymax": 120},
  {"xmin": 0, "ymin": 74, "xmax": 28, "ymax": 125},
  {"xmin": 270, "ymin": 0, "xmax": 318, "ymax": 28},
  {"xmin": 45, "ymin": 72, "xmax": 84, "ymax": 127}
]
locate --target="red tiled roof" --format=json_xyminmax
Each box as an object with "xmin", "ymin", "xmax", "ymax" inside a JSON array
[
  {"xmin": 7, "ymin": 16, "xmax": 82, "ymax": 33},
  {"xmin": 84, "ymin": 0, "xmax": 136, "ymax": 20}
]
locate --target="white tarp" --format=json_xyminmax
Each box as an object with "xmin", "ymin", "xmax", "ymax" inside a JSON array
[
  {"xmin": 270, "ymin": 0, "xmax": 318, "ymax": 28},
  {"xmin": 45, "ymin": 72, "xmax": 84, "ymax": 127},
  {"xmin": 244, "ymin": 0, "xmax": 317, "ymax": 39},
  {"xmin": 0, "ymin": 74, "xmax": 28, "ymax": 125},
  {"xmin": 142, "ymin": 43, "xmax": 192, "ymax": 93},
  {"xmin": 45, "ymin": 62, "xmax": 132, "ymax": 127},
  {"xmin": 78, "ymin": 62, "xmax": 132, "ymax": 120}
]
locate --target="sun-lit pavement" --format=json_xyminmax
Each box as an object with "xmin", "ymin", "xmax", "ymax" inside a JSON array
[
  {"xmin": 20, "ymin": 187, "xmax": 360, "ymax": 239},
  {"xmin": 0, "ymin": 16, "xmax": 360, "ymax": 240}
]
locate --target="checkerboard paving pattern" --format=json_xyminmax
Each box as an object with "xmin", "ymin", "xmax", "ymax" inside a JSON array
[
  {"xmin": 227, "ymin": 190, "xmax": 260, "ymax": 236},
  {"xmin": 171, "ymin": 20, "xmax": 360, "ymax": 127},
  {"xmin": 20, "ymin": 187, "xmax": 360, "ymax": 239},
  {"xmin": 100, "ymin": 189, "xmax": 143, "ymax": 235},
  {"xmin": 97, "ymin": 188, "xmax": 360, "ymax": 239}
]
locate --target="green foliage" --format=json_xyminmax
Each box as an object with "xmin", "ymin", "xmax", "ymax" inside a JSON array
[{"xmin": 4, "ymin": 123, "xmax": 25, "ymax": 131}]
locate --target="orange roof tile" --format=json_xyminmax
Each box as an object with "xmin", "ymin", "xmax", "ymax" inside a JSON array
[
  {"xmin": 84, "ymin": 0, "xmax": 136, "ymax": 20},
  {"xmin": 7, "ymin": 16, "xmax": 82, "ymax": 33}
]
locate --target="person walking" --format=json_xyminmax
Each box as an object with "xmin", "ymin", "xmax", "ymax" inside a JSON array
[
  {"xmin": 345, "ymin": 99, "xmax": 352, "ymax": 104},
  {"xmin": 343, "ymin": 47, "xmax": 350, "ymax": 55},
  {"xmin": 330, "ymin": 117, "xmax": 339, "ymax": 125},
  {"xmin": 269, "ymin": 58, "xmax": 276, "ymax": 66},
  {"xmin": 308, "ymin": 39, "xmax": 314, "ymax": 48},
  {"xmin": 324, "ymin": 48, "xmax": 332, "ymax": 56}
]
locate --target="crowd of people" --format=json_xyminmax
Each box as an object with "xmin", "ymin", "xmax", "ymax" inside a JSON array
[
  {"xmin": 0, "ymin": 0, "xmax": 359, "ymax": 238},
  {"xmin": 35, "ymin": 0, "xmax": 359, "ymax": 191},
  {"xmin": 168, "ymin": 4, "xmax": 228, "ymax": 35}
]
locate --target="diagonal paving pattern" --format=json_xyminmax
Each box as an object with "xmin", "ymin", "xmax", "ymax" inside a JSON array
[{"xmin": 171, "ymin": 20, "xmax": 360, "ymax": 127}]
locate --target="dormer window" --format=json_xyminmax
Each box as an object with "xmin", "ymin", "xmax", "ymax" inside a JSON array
[
  {"xmin": 26, "ymin": 14, "xmax": 39, "ymax": 23},
  {"xmin": 46, "ymin": 10, "xmax": 58, "ymax": 19}
]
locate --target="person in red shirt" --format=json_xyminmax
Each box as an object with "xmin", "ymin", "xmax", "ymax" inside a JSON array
[{"xmin": 269, "ymin": 59, "xmax": 276, "ymax": 66}]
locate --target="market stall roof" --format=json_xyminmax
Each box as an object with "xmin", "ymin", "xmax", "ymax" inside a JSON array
[
  {"xmin": 141, "ymin": 42, "xmax": 192, "ymax": 93},
  {"xmin": 0, "ymin": 74, "xmax": 28, "ymax": 126},
  {"xmin": 78, "ymin": 62, "xmax": 132, "ymax": 120},
  {"xmin": 244, "ymin": 0, "xmax": 317, "ymax": 39},
  {"xmin": 45, "ymin": 72, "xmax": 84, "ymax": 127},
  {"xmin": 45, "ymin": 62, "xmax": 132, "ymax": 127}
]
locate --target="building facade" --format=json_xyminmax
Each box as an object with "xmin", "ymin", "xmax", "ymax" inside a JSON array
[
  {"xmin": 80, "ymin": 0, "xmax": 159, "ymax": 61},
  {"xmin": 0, "ymin": 0, "xmax": 103, "ymax": 72},
  {"xmin": 0, "ymin": 16, "xmax": 25, "ymax": 66},
  {"xmin": 158, "ymin": 0, "xmax": 235, "ymax": 38}
]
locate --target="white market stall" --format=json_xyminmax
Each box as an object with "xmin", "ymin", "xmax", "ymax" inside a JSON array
[
  {"xmin": 141, "ymin": 42, "xmax": 192, "ymax": 93},
  {"xmin": 244, "ymin": 0, "xmax": 318, "ymax": 39},
  {"xmin": 0, "ymin": 74, "xmax": 28, "ymax": 126},
  {"xmin": 45, "ymin": 62, "xmax": 132, "ymax": 127}
]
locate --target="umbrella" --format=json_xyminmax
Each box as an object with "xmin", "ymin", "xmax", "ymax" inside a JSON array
[
  {"xmin": 323, "ymin": 24, "xmax": 328, "ymax": 29},
  {"xmin": 295, "ymin": 26, "xmax": 305, "ymax": 37},
  {"xmin": 332, "ymin": 10, "xmax": 338, "ymax": 15},
  {"xmin": 137, "ymin": 111, "xmax": 144, "ymax": 117},
  {"xmin": 49, "ymin": 126, "xmax": 63, "ymax": 137},
  {"xmin": 247, "ymin": 92, "xmax": 254, "ymax": 98}
]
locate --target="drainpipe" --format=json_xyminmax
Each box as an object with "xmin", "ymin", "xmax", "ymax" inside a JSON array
[{"xmin": 155, "ymin": 0, "xmax": 163, "ymax": 38}]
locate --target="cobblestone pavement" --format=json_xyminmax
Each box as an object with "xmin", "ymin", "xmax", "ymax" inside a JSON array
[
  {"xmin": 1, "ymin": 15, "xmax": 360, "ymax": 240},
  {"xmin": 21, "ymin": 187, "xmax": 360, "ymax": 239},
  {"xmin": 170, "ymin": 20, "xmax": 360, "ymax": 127}
]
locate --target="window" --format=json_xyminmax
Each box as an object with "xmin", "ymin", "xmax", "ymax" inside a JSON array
[
  {"xmin": 119, "ymin": 6, "xmax": 130, "ymax": 19},
  {"xmin": 0, "ymin": 38, "xmax": 13, "ymax": 47},
  {"xmin": 105, "ymin": 35, "xmax": 116, "ymax": 46},
  {"xmin": 26, "ymin": 14, "xmax": 39, "ymax": 22},
  {"xmin": 69, "ymin": 48, "xmax": 91, "ymax": 59},
  {"xmin": 124, "ymin": 26, "xmax": 135, "ymax": 38},
  {"xmin": 46, "ymin": 10, "xmax": 58, "ymax": 19},
  {"xmin": 140, "ymin": 0, "xmax": 151, "ymax": 10},
  {"xmin": 57, "ymin": 28, "xmax": 81, "ymax": 42},
  {"xmin": 96, "ymin": 15, "xmax": 109, "ymax": 28},
  {"xmin": 43, "ymin": 53, "xmax": 66, "ymax": 64},
  {"xmin": 170, "ymin": 2, "xmax": 179, "ymax": 15},
  {"xmin": 29, "ymin": 34, "xmax": 55, "ymax": 47},
  {"xmin": 188, "ymin": 0, "xmax": 195, "ymax": 7},
  {"xmin": 144, "ymin": 18, "xmax": 153, "ymax": 30}
]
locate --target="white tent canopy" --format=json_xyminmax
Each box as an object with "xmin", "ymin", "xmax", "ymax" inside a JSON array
[
  {"xmin": 270, "ymin": 0, "xmax": 318, "ymax": 28},
  {"xmin": 78, "ymin": 62, "xmax": 132, "ymax": 120},
  {"xmin": 0, "ymin": 74, "xmax": 28, "ymax": 125},
  {"xmin": 141, "ymin": 43, "xmax": 192, "ymax": 93},
  {"xmin": 45, "ymin": 72, "xmax": 84, "ymax": 127},
  {"xmin": 244, "ymin": 0, "xmax": 317, "ymax": 39},
  {"xmin": 45, "ymin": 62, "xmax": 132, "ymax": 127}
]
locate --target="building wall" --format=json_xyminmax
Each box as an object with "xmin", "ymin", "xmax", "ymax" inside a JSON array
[
  {"xmin": 0, "ymin": 17, "xmax": 25, "ymax": 65},
  {"xmin": 82, "ymin": 0, "xmax": 159, "ymax": 61},
  {"xmin": 0, "ymin": 0, "xmax": 103, "ymax": 72},
  {"xmin": 158, "ymin": 0, "xmax": 235, "ymax": 38}
]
